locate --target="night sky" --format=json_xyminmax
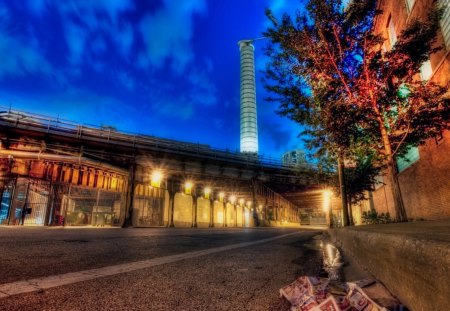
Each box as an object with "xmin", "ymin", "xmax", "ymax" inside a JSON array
[{"xmin": 0, "ymin": 0, "xmax": 306, "ymax": 161}]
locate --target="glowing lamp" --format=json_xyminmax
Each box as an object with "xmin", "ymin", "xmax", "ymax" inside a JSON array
[
  {"xmin": 229, "ymin": 195, "xmax": 237, "ymax": 204},
  {"xmin": 204, "ymin": 187, "xmax": 211, "ymax": 199},
  {"xmin": 184, "ymin": 181, "xmax": 193, "ymax": 195},
  {"xmin": 219, "ymin": 192, "xmax": 225, "ymax": 202},
  {"xmin": 323, "ymin": 189, "xmax": 332, "ymax": 212},
  {"xmin": 150, "ymin": 170, "xmax": 163, "ymax": 188}
]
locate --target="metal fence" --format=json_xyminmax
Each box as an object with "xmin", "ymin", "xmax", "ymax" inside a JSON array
[
  {"xmin": 133, "ymin": 185, "xmax": 165, "ymax": 227},
  {"xmin": 0, "ymin": 177, "xmax": 124, "ymax": 226}
]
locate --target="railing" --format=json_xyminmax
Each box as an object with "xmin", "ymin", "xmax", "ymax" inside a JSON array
[{"xmin": 0, "ymin": 105, "xmax": 317, "ymax": 171}]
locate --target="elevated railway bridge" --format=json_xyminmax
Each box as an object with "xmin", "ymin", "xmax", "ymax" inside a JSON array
[{"xmin": 0, "ymin": 108, "xmax": 328, "ymax": 228}]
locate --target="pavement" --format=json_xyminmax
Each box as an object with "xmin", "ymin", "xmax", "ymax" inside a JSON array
[
  {"xmin": 0, "ymin": 227, "xmax": 325, "ymax": 310},
  {"xmin": 328, "ymin": 219, "xmax": 450, "ymax": 311}
]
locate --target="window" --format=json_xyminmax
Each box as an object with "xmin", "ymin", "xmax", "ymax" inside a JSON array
[
  {"xmin": 388, "ymin": 17, "xmax": 397, "ymax": 48},
  {"xmin": 397, "ymin": 146, "xmax": 420, "ymax": 172},
  {"xmin": 420, "ymin": 59, "xmax": 433, "ymax": 80},
  {"xmin": 405, "ymin": 0, "xmax": 416, "ymax": 12},
  {"xmin": 440, "ymin": 0, "xmax": 450, "ymax": 49}
]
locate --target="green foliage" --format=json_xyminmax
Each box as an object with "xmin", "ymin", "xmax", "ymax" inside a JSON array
[
  {"xmin": 362, "ymin": 211, "xmax": 391, "ymax": 224},
  {"xmin": 263, "ymin": 0, "xmax": 449, "ymax": 211}
]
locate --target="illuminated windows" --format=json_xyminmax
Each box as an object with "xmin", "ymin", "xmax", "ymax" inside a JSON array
[
  {"xmin": 387, "ymin": 16, "xmax": 397, "ymax": 48},
  {"xmin": 440, "ymin": 0, "xmax": 450, "ymax": 49},
  {"xmin": 420, "ymin": 60, "xmax": 433, "ymax": 81},
  {"xmin": 405, "ymin": 0, "xmax": 415, "ymax": 12}
]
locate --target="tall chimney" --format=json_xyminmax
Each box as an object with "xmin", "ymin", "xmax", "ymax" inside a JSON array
[{"xmin": 238, "ymin": 40, "xmax": 258, "ymax": 154}]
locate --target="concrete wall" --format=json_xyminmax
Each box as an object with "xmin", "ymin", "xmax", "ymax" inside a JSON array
[
  {"xmin": 225, "ymin": 203, "xmax": 235, "ymax": 226},
  {"xmin": 173, "ymin": 193, "xmax": 192, "ymax": 227},
  {"xmin": 236, "ymin": 205, "xmax": 243, "ymax": 227},
  {"xmin": 197, "ymin": 198, "xmax": 210, "ymax": 228},
  {"xmin": 213, "ymin": 201, "xmax": 224, "ymax": 227},
  {"xmin": 329, "ymin": 227, "xmax": 450, "ymax": 311}
]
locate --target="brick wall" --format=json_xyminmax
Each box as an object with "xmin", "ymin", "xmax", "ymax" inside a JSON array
[{"xmin": 372, "ymin": 0, "xmax": 450, "ymax": 220}]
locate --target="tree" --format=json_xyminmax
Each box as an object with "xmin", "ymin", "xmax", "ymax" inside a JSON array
[{"xmin": 263, "ymin": 0, "xmax": 449, "ymax": 222}]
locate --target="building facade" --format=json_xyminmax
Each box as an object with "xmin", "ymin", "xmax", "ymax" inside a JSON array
[
  {"xmin": 370, "ymin": 0, "xmax": 450, "ymax": 220},
  {"xmin": 282, "ymin": 149, "xmax": 307, "ymax": 168}
]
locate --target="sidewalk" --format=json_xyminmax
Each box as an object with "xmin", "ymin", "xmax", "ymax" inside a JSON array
[{"xmin": 328, "ymin": 220, "xmax": 450, "ymax": 311}]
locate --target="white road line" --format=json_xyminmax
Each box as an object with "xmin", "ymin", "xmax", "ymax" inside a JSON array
[{"xmin": 0, "ymin": 232, "xmax": 299, "ymax": 299}]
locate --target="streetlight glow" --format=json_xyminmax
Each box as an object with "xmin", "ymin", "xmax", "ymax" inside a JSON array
[
  {"xmin": 323, "ymin": 190, "xmax": 332, "ymax": 212},
  {"xmin": 229, "ymin": 195, "xmax": 237, "ymax": 204},
  {"xmin": 185, "ymin": 181, "xmax": 193, "ymax": 195},
  {"xmin": 150, "ymin": 170, "xmax": 163, "ymax": 188},
  {"xmin": 204, "ymin": 187, "xmax": 211, "ymax": 199}
]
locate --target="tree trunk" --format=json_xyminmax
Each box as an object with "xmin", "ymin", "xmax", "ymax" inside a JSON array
[
  {"xmin": 347, "ymin": 194, "xmax": 354, "ymax": 226},
  {"xmin": 338, "ymin": 155, "xmax": 350, "ymax": 226},
  {"xmin": 379, "ymin": 125, "xmax": 408, "ymax": 222}
]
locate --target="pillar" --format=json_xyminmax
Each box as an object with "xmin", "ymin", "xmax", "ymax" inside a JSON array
[
  {"xmin": 167, "ymin": 180, "xmax": 176, "ymax": 228},
  {"xmin": 192, "ymin": 195, "xmax": 198, "ymax": 228},
  {"xmin": 209, "ymin": 198, "xmax": 214, "ymax": 227},
  {"xmin": 234, "ymin": 204, "xmax": 237, "ymax": 227},
  {"xmin": 223, "ymin": 201, "xmax": 227, "ymax": 227},
  {"xmin": 122, "ymin": 162, "xmax": 136, "ymax": 228}
]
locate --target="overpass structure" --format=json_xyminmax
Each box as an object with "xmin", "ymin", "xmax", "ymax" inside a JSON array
[{"xmin": 0, "ymin": 107, "xmax": 328, "ymax": 228}]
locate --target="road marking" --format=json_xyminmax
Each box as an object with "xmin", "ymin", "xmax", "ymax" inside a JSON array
[{"xmin": 0, "ymin": 232, "xmax": 300, "ymax": 299}]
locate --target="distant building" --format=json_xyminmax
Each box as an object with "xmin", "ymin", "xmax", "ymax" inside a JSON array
[{"xmin": 282, "ymin": 149, "xmax": 307, "ymax": 167}]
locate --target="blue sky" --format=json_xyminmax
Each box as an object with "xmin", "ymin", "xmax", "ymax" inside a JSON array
[{"xmin": 0, "ymin": 0, "xmax": 305, "ymax": 160}]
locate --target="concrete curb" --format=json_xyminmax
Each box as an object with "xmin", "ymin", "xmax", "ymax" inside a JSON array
[{"xmin": 328, "ymin": 227, "xmax": 450, "ymax": 311}]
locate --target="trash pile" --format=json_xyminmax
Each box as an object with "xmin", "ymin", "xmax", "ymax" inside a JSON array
[{"xmin": 280, "ymin": 276, "xmax": 389, "ymax": 311}]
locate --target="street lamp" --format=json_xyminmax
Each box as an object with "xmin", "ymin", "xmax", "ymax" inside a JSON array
[
  {"xmin": 323, "ymin": 189, "xmax": 333, "ymax": 227},
  {"xmin": 151, "ymin": 170, "xmax": 163, "ymax": 188},
  {"xmin": 204, "ymin": 187, "xmax": 211, "ymax": 199},
  {"xmin": 184, "ymin": 181, "xmax": 193, "ymax": 195},
  {"xmin": 229, "ymin": 195, "xmax": 237, "ymax": 204}
]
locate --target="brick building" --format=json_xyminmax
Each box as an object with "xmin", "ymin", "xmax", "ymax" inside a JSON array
[{"xmin": 370, "ymin": 0, "xmax": 450, "ymax": 220}]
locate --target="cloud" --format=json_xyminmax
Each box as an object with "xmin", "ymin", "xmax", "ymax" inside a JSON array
[
  {"xmin": 26, "ymin": 1, "xmax": 135, "ymax": 68},
  {"xmin": 25, "ymin": 0, "xmax": 47, "ymax": 16},
  {"xmin": 0, "ymin": 86, "xmax": 138, "ymax": 131},
  {"xmin": 0, "ymin": 5, "xmax": 54, "ymax": 79},
  {"xmin": 115, "ymin": 24, "xmax": 134, "ymax": 57},
  {"xmin": 91, "ymin": 37, "xmax": 107, "ymax": 54},
  {"xmin": 187, "ymin": 67, "xmax": 217, "ymax": 106},
  {"xmin": 259, "ymin": 118, "xmax": 304, "ymax": 157},
  {"xmin": 139, "ymin": 0, "xmax": 207, "ymax": 73},
  {"xmin": 118, "ymin": 71, "xmax": 135, "ymax": 91},
  {"xmin": 64, "ymin": 22, "xmax": 88, "ymax": 64},
  {"xmin": 153, "ymin": 101, "xmax": 194, "ymax": 120}
]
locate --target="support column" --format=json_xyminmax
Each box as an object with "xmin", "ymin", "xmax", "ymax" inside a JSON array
[
  {"xmin": 209, "ymin": 198, "xmax": 214, "ymax": 227},
  {"xmin": 122, "ymin": 162, "xmax": 136, "ymax": 228},
  {"xmin": 167, "ymin": 180, "xmax": 176, "ymax": 228},
  {"xmin": 234, "ymin": 204, "xmax": 237, "ymax": 227},
  {"xmin": 192, "ymin": 194, "xmax": 198, "ymax": 228},
  {"xmin": 223, "ymin": 201, "xmax": 227, "ymax": 227},
  {"xmin": 252, "ymin": 180, "xmax": 259, "ymax": 227}
]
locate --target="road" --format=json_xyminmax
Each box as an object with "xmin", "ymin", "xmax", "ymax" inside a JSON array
[{"xmin": 0, "ymin": 227, "xmax": 324, "ymax": 311}]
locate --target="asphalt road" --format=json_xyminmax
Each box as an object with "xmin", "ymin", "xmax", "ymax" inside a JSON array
[{"xmin": 0, "ymin": 227, "xmax": 324, "ymax": 311}]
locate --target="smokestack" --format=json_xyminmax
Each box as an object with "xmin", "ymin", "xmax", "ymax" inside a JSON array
[{"xmin": 238, "ymin": 40, "xmax": 258, "ymax": 154}]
